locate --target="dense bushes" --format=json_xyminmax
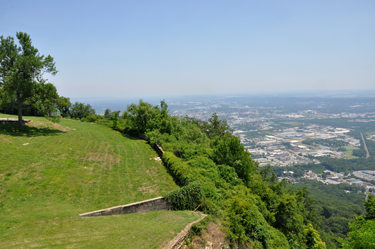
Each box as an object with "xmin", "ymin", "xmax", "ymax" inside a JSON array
[
  {"xmin": 342, "ymin": 196, "xmax": 375, "ymax": 248},
  {"xmin": 225, "ymin": 195, "xmax": 290, "ymax": 248},
  {"xmin": 165, "ymin": 181, "xmax": 203, "ymax": 210}
]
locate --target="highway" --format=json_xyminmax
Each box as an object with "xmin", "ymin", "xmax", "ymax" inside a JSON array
[{"xmin": 360, "ymin": 132, "xmax": 370, "ymax": 159}]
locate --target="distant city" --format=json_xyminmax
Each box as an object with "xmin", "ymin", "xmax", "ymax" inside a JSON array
[{"xmin": 162, "ymin": 93, "xmax": 375, "ymax": 194}]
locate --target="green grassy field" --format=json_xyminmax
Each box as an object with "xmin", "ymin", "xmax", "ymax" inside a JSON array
[
  {"xmin": 0, "ymin": 114, "xmax": 199, "ymax": 248},
  {"xmin": 342, "ymin": 146, "xmax": 359, "ymax": 159}
]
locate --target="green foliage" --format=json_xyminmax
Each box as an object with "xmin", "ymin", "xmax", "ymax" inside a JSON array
[
  {"xmin": 104, "ymin": 108, "xmax": 111, "ymax": 119},
  {"xmin": 289, "ymin": 179, "xmax": 369, "ymax": 247},
  {"xmin": 111, "ymin": 110, "xmax": 120, "ymax": 129},
  {"xmin": 44, "ymin": 114, "xmax": 61, "ymax": 124},
  {"xmin": 57, "ymin": 96, "xmax": 71, "ymax": 117},
  {"xmin": 0, "ymin": 32, "xmax": 57, "ymax": 129},
  {"xmin": 338, "ymin": 147, "xmax": 346, "ymax": 152},
  {"xmin": 352, "ymin": 149, "xmax": 366, "ymax": 158},
  {"xmin": 0, "ymin": 81, "xmax": 61, "ymax": 118},
  {"xmin": 217, "ymin": 164, "xmax": 243, "ymax": 186},
  {"xmin": 211, "ymin": 134, "xmax": 255, "ymax": 185},
  {"xmin": 343, "ymin": 216, "xmax": 375, "ymax": 249},
  {"xmin": 124, "ymin": 99, "xmax": 160, "ymax": 134},
  {"xmin": 85, "ymin": 113, "xmax": 103, "ymax": 123},
  {"xmin": 364, "ymin": 195, "xmax": 375, "ymax": 220},
  {"xmin": 163, "ymin": 152, "xmax": 203, "ymax": 187},
  {"xmin": 207, "ymin": 113, "xmax": 233, "ymax": 138},
  {"xmin": 225, "ymin": 195, "xmax": 290, "ymax": 248},
  {"xmin": 165, "ymin": 181, "xmax": 203, "ymax": 210},
  {"xmin": 190, "ymin": 218, "xmax": 208, "ymax": 236},
  {"xmin": 30, "ymin": 81, "xmax": 59, "ymax": 117},
  {"xmin": 341, "ymin": 194, "xmax": 375, "ymax": 248},
  {"xmin": 184, "ymin": 112, "xmax": 233, "ymax": 139},
  {"xmin": 70, "ymin": 101, "xmax": 95, "ymax": 119},
  {"xmin": 274, "ymin": 194, "xmax": 305, "ymax": 246},
  {"xmin": 305, "ymin": 223, "xmax": 327, "ymax": 249}
]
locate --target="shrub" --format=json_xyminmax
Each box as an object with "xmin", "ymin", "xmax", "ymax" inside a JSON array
[
  {"xmin": 165, "ymin": 181, "xmax": 203, "ymax": 210},
  {"xmin": 86, "ymin": 113, "xmax": 102, "ymax": 122}
]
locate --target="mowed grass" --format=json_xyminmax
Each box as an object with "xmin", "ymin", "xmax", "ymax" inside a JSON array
[
  {"xmin": 0, "ymin": 114, "xmax": 199, "ymax": 248},
  {"xmin": 342, "ymin": 146, "xmax": 359, "ymax": 159}
]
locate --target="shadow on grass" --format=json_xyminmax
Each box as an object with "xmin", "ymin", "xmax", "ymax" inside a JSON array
[
  {"xmin": 120, "ymin": 133, "xmax": 143, "ymax": 141},
  {"xmin": 0, "ymin": 124, "xmax": 65, "ymax": 137}
]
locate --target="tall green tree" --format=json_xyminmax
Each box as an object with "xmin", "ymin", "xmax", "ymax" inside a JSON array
[
  {"xmin": 207, "ymin": 112, "xmax": 233, "ymax": 138},
  {"xmin": 57, "ymin": 96, "xmax": 71, "ymax": 117},
  {"xmin": 211, "ymin": 134, "xmax": 255, "ymax": 185},
  {"xmin": 125, "ymin": 99, "xmax": 159, "ymax": 134},
  {"xmin": 28, "ymin": 81, "xmax": 59, "ymax": 117},
  {"xmin": 0, "ymin": 32, "xmax": 57, "ymax": 129},
  {"xmin": 104, "ymin": 108, "xmax": 111, "ymax": 119},
  {"xmin": 70, "ymin": 102, "xmax": 95, "ymax": 119},
  {"xmin": 364, "ymin": 194, "xmax": 375, "ymax": 220}
]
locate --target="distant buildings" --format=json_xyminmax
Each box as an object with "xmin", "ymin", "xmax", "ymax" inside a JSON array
[{"xmin": 305, "ymin": 170, "xmax": 318, "ymax": 179}]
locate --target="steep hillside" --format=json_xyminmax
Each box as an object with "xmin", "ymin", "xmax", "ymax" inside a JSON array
[{"xmin": 0, "ymin": 114, "xmax": 198, "ymax": 248}]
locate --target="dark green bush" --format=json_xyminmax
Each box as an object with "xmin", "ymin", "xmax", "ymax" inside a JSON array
[{"xmin": 165, "ymin": 181, "xmax": 203, "ymax": 210}]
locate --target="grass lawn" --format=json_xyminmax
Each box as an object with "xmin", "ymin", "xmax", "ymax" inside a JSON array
[
  {"xmin": 342, "ymin": 146, "xmax": 359, "ymax": 159},
  {"xmin": 0, "ymin": 114, "xmax": 199, "ymax": 248}
]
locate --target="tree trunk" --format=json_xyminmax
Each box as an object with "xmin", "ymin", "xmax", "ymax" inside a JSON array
[{"xmin": 17, "ymin": 92, "xmax": 24, "ymax": 130}]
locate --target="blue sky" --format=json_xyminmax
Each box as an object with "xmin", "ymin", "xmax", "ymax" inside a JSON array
[{"xmin": 2, "ymin": 0, "xmax": 375, "ymax": 98}]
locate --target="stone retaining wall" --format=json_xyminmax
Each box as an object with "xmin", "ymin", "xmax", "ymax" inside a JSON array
[
  {"xmin": 163, "ymin": 214, "xmax": 207, "ymax": 249},
  {"xmin": 79, "ymin": 196, "xmax": 172, "ymax": 217},
  {"xmin": 154, "ymin": 144, "xmax": 164, "ymax": 158}
]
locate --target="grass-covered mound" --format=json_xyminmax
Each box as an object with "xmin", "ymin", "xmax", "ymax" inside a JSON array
[{"xmin": 0, "ymin": 114, "xmax": 200, "ymax": 248}]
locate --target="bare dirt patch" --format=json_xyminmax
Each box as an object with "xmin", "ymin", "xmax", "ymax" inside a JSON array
[
  {"xmin": 86, "ymin": 152, "xmax": 116, "ymax": 163},
  {"xmin": 190, "ymin": 222, "xmax": 230, "ymax": 249},
  {"xmin": 146, "ymin": 166, "xmax": 159, "ymax": 177},
  {"xmin": 137, "ymin": 184, "xmax": 158, "ymax": 194}
]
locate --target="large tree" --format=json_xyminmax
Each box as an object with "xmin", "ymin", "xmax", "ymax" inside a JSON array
[
  {"xmin": 57, "ymin": 96, "xmax": 71, "ymax": 117},
  {"xmin": 70, "ymin": 102, "xmax": 95, "ymax": 119},
  {"xmin": 0, "ymin": 32, "xmax": 57, "ymax": 129}
]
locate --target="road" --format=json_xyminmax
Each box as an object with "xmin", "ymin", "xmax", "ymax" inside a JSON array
[{"xmin": 360, "ymin": 132, "xmax": 370, "ymax": 159}]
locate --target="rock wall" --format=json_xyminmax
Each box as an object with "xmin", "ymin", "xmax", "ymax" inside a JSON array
[
  {"xmin": 79, "ymin": 196, "xmax": 172, "ymax": 217},
  {"xmin": 163, "ymin": 214, "xmax": 208, "ymax": 249},
  {"xmin": 154, "ymin": 144, "xmax": 164, "ymax": 158}
]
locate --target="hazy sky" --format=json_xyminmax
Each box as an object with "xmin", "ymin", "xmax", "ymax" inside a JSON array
[{"xmin": 2, "ymin": 1, "xmax": 375, "ymax": 98}]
